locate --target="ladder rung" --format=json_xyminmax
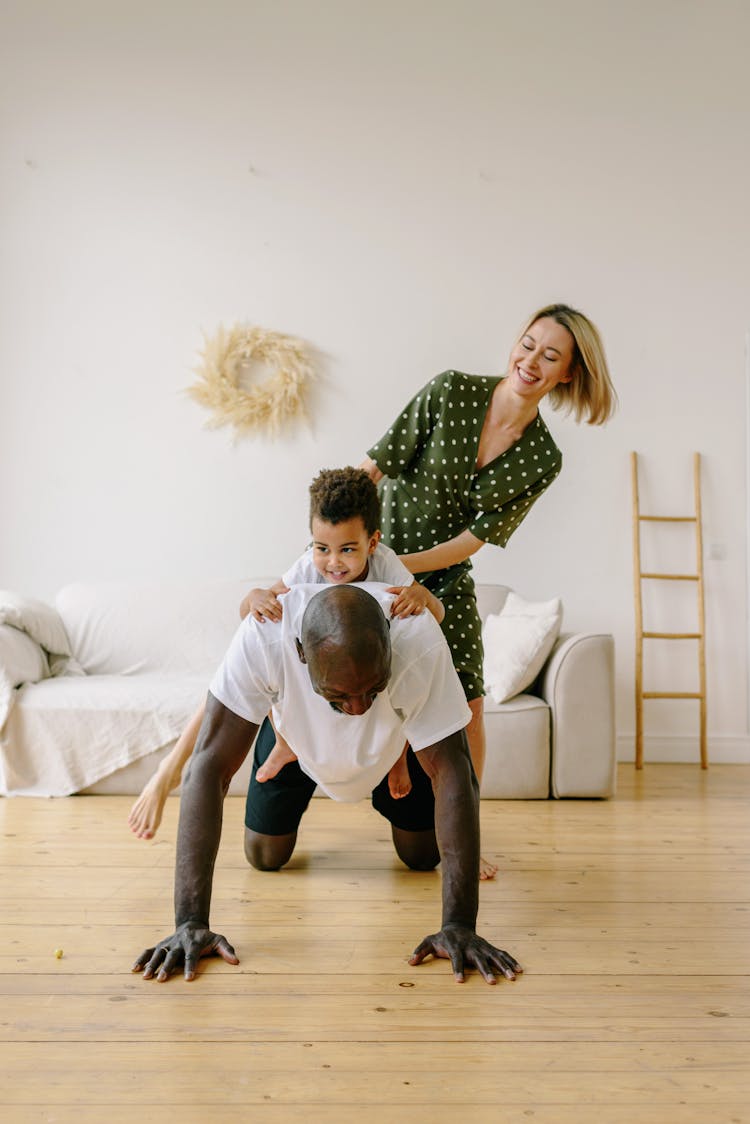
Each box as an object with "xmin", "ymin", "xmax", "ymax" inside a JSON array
[
  {"xmin": 643, "ymin": 631, "xmax": 702, "ymax": 639},
  {"xmin": 639, "ymin": 515, "xmax": 696, "ymax": 523},
  {"xmin": 642, "ymin": 691, "xmax": 704, "ymax": 699},
  {"xmin": 640, "ymin": 572, "xmax": 699, "ymax": 581}
]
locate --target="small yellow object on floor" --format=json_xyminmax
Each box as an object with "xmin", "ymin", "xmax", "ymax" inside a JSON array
[{"xmin": 54, "ymin": 948, "xmax": 63, "ymax": 959}]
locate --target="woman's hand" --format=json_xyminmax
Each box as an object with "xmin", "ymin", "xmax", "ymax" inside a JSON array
[{"xmin": 359, "ymin": 456, "xmax": 383, "ymax": 484}]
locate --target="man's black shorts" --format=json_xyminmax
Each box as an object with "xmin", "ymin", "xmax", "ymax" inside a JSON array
[{"xmin": 244, "ymin": 717, "xmax": 437, "ymax": 835}]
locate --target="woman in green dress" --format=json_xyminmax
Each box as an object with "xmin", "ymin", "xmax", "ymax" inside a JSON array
[{"xmin": 361, "ymin": 303, "xmax": 617, "ymax": 879}]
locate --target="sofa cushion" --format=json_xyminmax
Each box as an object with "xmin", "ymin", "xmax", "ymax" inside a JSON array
[
  {"xmin": 482, "ymin": 692, "xmax": 550, "ymax": 798},
  {"xmin": 55, "ymin": 579, "xmax": 276, "ymax": 677},
  {"xmin": 1, "ymin": 673, "xmax": 207, "ymax": 796}
]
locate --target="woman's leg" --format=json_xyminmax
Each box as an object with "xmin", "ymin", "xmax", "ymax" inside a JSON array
[{"xmin": 467, "ymin": 696, "xmax": 498, "ymax": 880}]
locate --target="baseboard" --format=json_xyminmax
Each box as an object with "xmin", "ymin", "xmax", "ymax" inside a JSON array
[{"xmin": 617, "ymin": 734, "xmax": 750, "ymax": 764}]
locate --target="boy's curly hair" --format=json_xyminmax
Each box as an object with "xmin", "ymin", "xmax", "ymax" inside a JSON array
[{"xmin": 309, "ymin": 467, "xmax": 381, "ymax": 536}]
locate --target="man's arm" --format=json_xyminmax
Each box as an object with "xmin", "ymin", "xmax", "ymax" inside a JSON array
[
  {"xmin": 413, "ymin": 730, "xmax": 522, "ymax": 984},
  {"xmin": 132, "ymin": 692, "xmax": 259, "ymax": 982}
]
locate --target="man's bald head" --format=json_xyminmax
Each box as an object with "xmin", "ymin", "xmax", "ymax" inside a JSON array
[
  {"xmin": 297, "ymin": 586, "xmax": 392, "ymax": 716},
  {"xmin": 301, "ymin": 585, "xmax": 390, "ymax": 656}
]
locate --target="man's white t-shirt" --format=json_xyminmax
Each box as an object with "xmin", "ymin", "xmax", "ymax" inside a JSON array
[
  {"xmin": 282, "ymin": 542, "xmax": 412, "ymax": 588},
  {"xmin": 209, "ymin": 583, "xmax": 470, "ymax": 803}
]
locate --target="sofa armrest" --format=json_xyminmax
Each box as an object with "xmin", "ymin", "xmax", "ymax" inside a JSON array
[{"xmin": 537, "ymin": 632, "xmax": 616, "ymax": 798}]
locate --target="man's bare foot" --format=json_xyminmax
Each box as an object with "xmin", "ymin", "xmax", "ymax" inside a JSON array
[
  {"xmin": 128, "ymin": 771, "xmax": 174, "ymax": 840},
  {"xmin": 479, "ymin": 856, "xmax": 498, "ymax": 880},
  {"xmin": 256, "ymin": 742, "xmax": 298, "ymax": 782},
  {"xmin": 387, "ymin": 755, "xmax": 412, "ymax": 800}
]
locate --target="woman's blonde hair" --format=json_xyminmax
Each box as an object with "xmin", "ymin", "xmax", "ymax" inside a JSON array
[{"xmin": 517, "ymin": 303, "xmax": 617, "ymax": 425}]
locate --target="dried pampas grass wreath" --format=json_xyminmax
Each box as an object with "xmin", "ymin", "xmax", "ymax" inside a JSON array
[{"xmin": 187, "ymin": 323, "xmax": 316, "ymax": 439}]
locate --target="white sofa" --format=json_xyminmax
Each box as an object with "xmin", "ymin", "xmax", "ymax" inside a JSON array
[{"xmin": 0, "ymin": 580, "xmax": 615, "ymax": 800}]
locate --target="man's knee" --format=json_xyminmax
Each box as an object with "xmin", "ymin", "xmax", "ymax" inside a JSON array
[
  {"xmin": 244, "ymin": 827, "xmax": 297, "ymax": 871},
  {"xmin": 391, "ymin": 826, "xmax": 440, "ymax": 871}
]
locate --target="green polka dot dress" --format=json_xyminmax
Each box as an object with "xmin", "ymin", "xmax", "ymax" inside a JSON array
[{"xmin": 367, "ymin": 370, "xmax": 562, "ymax": 700}]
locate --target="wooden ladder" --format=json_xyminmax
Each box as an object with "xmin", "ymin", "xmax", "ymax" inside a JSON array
[{"xmin": 631, "ymin": 451, "xmax": 707, "ymax": 769}]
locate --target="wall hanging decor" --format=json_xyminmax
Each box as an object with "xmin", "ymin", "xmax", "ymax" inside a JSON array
[{"xmin": 187, "ymin": 323, "xmax": 315, "ymax": 439}]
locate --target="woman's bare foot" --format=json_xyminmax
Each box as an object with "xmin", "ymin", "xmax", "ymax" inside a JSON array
[
  {"xmin": 387, "ymin": 755, "xmax": 412, "ymax": 799},
  {"xmin": 256, "ymin": 741, "xmax": 298, "ymax": 782},
  {"xmin": 128, "ymin": 770, "xmax": 174, "ymax": 840},
  {"xmin": 479, "ymin": 856, "xmax": 498, "ymax": 880}
]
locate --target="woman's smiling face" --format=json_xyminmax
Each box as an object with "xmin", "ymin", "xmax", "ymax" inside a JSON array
[{"xmin": 507, "ymin": 316, "xmax": 575, "ymax": 399}]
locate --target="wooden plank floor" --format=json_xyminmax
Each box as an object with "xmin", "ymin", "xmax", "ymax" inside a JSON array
[{"xmin": 1, "ymin": 763, "xmax": 749, "ymax": 1123}]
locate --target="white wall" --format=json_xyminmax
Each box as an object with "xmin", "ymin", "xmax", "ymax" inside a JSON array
[{"xmin": 2, "ymin": 0, "xmax": 749, "ymax": 762}]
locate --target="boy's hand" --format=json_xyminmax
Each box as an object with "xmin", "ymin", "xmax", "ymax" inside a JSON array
[
  {"xmin": 387, "ymin": 583, "xmax": 432, "ymax": 619},
  {"xmin": 240, "ymin": 588, "xmax": 283, "ymax": 622}
]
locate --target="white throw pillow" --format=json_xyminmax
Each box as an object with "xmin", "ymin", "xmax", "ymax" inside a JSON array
[
  {"xmin": 0, "ymin": 590, "xmax": 71, "ymax": 656},
  {"xmin": 0, "ymin": 623, "xmax": 50, "ymax": 687},
  {"xmin": 483, "ymin": 591, "xmax": 563, "ymax": 703}
]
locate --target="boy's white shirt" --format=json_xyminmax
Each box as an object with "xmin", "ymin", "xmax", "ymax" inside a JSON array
[
  {"xmin": 281, "ymin": 541, "xmax": 413, "ymax": 588},
  {"xmin": 209, "ymin": 583, "xmax": 470, "ymax": 803}
]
